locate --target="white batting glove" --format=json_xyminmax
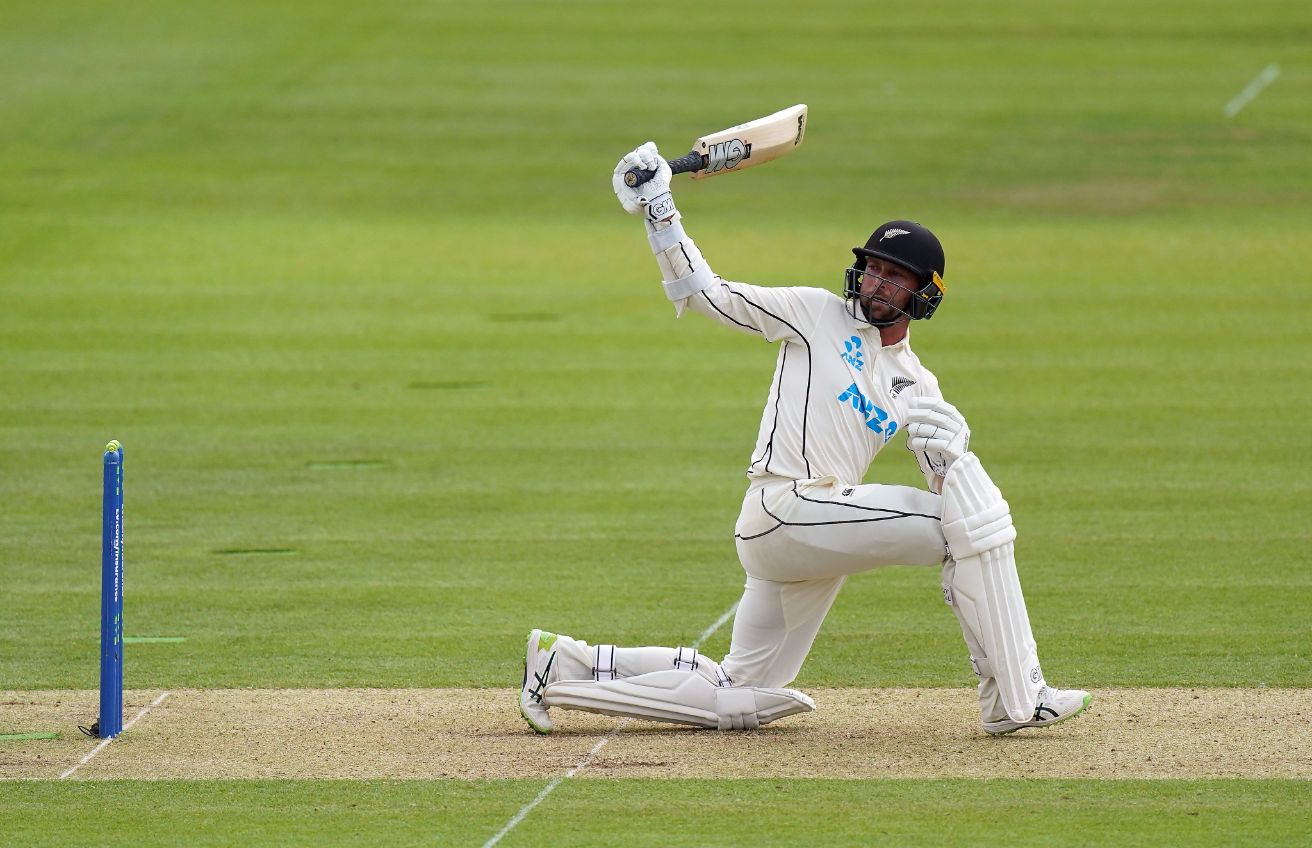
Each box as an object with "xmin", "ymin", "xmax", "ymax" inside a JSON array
[
  {"xmin": 612, "ymin": 142, "xmax": 677, "ymax": 225},
  {"xmin": 906, "ymin": 397, "xmax": 972, "ymax": 469}
]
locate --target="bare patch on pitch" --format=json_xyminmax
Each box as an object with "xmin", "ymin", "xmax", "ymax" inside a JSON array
[{"xmin": 3, "ymin": 688, "xmax": 1307, "ymax": 780}]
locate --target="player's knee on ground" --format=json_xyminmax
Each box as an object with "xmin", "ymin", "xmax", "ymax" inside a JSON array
[{"xmin": 544, "ymin": 668, "xmax": 815, "ymax": 730}]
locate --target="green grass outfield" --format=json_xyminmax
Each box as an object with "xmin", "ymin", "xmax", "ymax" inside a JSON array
[
  {"xmin": 2, "ymin": 0, "xmax": 1309, "ymax": 843},
  {"xmin": 5, "ymin": 780, "xmax": 1310, "ymax": 847}
]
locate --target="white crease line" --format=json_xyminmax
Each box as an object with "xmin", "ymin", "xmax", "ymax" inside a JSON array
[
  {"xmin": 481, "ymin": 728, "xmax": 624, "ymax": 848},
  {"xmin": 482, "ymin": 600, "xmax": 739, "ymax": 848},
  {"xmin": 59, "ymin": 691, "xmax": 170, "ymax": 780},
  {"xmin": 1225, "ymin": 63, "xmax": 1280, "ymax": 118}
]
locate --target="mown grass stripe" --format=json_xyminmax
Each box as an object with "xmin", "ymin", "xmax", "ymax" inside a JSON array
[
  {"xmin": 486, "ymin": 312, "xmax": 559, "ymax": 323},
  {"xmin": 305, "ymin": 460, "xmax": 388, "ymax": 470},
  {"xmin": 213, "ymin": 548, "xmax": 296, "ymax": 556},
  {"xmin": 407, "ymin": 380, "xmax": 489, "ymax": 390}
]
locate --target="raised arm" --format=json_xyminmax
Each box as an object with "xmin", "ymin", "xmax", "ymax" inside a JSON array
[{"xmin": 612, "ymin": 142, "xmax": 826, "ymax": 343}]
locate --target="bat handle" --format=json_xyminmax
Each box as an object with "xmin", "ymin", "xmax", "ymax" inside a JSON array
[{"xmin": 623, "ymin": 149, "xmax": 704, "ymax": 188}]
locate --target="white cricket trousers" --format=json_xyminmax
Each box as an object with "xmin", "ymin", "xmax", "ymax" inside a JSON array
[
  {"xmin": 548, "ymin": 477, "xmax": 946, "ymax": 692},
  {"xmin": 719, "ymin": 476, "xmax": 947, "ymax": 688}
]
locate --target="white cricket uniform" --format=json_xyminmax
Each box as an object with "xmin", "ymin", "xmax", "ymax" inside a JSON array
[
  {"xmin": 672, "ymin": 277, "xmax": 952, "ymax": 688},
  {"xmin": 534, "ymin": 165, "xmax": 1079, "ymax": 733}
]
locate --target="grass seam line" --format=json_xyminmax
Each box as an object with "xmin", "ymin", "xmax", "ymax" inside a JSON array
[
  {"xmin": 692, "ymin": 602, "xmax": 740, "ymax": 648},
  {"xmin": 58, "ymin": 692, "xmax": 170, "ymax": 780},
  {"xmin": 482, "ymin": 600, "xmax": 740, "ymax": 848},
  {"xmin": 1225, "ymin": 63, "xmax": 1280, "ymax": 118}
]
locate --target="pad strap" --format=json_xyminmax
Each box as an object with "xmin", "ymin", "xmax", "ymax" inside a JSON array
[
  {"xmin": 673, "ymin": 646, "xmax": 699, "ymax": 672},
  {"xmin": 592, "ymin": 644, "xmax": 616, "ymax": 682}
]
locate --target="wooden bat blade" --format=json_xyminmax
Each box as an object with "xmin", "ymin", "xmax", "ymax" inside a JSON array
[
  {"xmin": 621, "ymin": 104, "xmax": 808, "ymax": 188},
  {"xmin": 689, "ymin": 103, "xmax": 807, "ymax": 180}
]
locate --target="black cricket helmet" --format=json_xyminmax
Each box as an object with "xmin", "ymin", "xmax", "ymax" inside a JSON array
[{"xmin": 843, "ymin": 220, "xmax": 947, "ymax": 327}]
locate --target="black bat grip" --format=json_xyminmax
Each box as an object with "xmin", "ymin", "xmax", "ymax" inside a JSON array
[{"xmin": 623, "ymin": 149, "xmax": 704, "ymax": 188}]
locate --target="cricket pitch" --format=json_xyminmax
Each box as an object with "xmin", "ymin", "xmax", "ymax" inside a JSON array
[{"xmin": 3, "ymin": 688, "xmax": 1308, "ymax": 781}]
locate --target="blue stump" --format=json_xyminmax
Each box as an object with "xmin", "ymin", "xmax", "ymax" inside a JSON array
[{"xmin": 99, "ymin": 441, "xmax": 124, "ymax": 738}]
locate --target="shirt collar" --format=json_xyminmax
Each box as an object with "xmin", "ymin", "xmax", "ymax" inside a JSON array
[
  {"xmin": 848, "ymin": 308, "xmax": 913, "ymax": 350},
  {"xmin": 882, "ymin": 328, "xmax": 912, "ymax": 350}
]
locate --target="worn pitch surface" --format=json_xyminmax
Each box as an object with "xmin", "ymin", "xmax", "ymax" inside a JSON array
[{"xmin": 3, "ymin": 688, "xmax": 1307, "ymax": 781}]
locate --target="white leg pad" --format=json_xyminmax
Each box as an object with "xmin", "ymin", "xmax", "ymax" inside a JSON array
[
  {"xmin": 542, "ymin": 669, "xmax": 815, "ymax": 731},
  {"xmin": 941, "ymin": 453, "xmax": 1043, "ymax": 723},
  {"xmin": 940, "ymin": 452, "xmax": 1017, "ymax": 558}
]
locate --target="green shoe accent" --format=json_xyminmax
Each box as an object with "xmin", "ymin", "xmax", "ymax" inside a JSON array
[
  {"xmin": 1046, "ymin": 692, "xmax": 1093, "ymax": 729},
  {"xmin": 519, "ymin": 702, "xmax": 552, "ymax": 735},
  {"xmin": 537, "ymin": 631, "xmax": 557, "ymax": 652}
]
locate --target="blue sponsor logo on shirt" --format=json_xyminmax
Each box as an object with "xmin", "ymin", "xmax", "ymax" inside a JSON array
[
  {"xmin": 841, "ymin": 336, "xmax": 864, "ymax": 371},
  {"xmin": 837, "ymin": 382, "xmax": 898, "ymax": 438}
]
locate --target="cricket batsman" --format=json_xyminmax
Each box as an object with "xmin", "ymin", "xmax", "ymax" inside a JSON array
[{"xmin": 518, "ymin": 142, "xmax": 1092, "ymax": 735}]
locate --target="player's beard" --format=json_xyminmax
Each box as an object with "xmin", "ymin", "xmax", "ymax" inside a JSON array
[{"xmin": 860, "ymin": 291, "xmax": 910, "ymax": 326}]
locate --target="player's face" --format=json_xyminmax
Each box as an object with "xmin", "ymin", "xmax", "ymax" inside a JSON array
[{"xmin": 858, "ymin": 258, "xmax": 917, "ymax": 323}]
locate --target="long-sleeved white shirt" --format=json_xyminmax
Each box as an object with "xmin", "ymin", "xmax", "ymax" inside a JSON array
[{"xmin": 673, "ymin": 277, "xmax": 946, "ymax": 491}]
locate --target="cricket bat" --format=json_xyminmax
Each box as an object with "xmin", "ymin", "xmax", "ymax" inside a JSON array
[{"xmin": 623, "ymin": 104, "xmax": 807, "ymax": 188}]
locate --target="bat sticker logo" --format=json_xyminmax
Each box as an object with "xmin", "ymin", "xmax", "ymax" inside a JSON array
[
  {"xmin": 795, "ymin": 114, "xmax": 805, "ymax": 145},
  {"xmin": 704, "ymin": 138, "xmax": 751, "ymax": 173}
]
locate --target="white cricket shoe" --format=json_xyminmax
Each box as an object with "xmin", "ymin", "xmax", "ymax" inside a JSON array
[
  {"xmin": 982, "ymin": 686, "xmax": 1092, "ymax": 736},
  {"xmin": 519, "ymin": 629, "xmax": 558, "ymax": 734}
]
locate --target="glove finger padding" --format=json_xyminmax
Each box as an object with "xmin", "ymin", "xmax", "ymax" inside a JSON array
[
  {"xmin": 633, "ymin": 142, "xmax": 662, "ymax": 171},
  {"xmin": 613, "ymin": 142, "xmax": 673, "ymax": 216},
  {"xmin": 908, "ymin": 431, "xmax": 951, "ymax": 452},
  {"xmin": 906, "ymin": 420, "xmax": 942, "ymax": 437},
  {"xmin": 907, "ymin": 397, "xmax": 965, "ymax": 423},
  {"xmin": 907, "ymin": 397, "xmax": 970, "ymax": 467},
  {"xmin": 906, "ymin": 409, "xmax": 960, "ymax": 432},
  {"xmin": 618, "ymin": 146, "xmax": 658, "ymax": 174},
  {"xmin": 908, "ymin": 435, "xmax": 950, "ymax": 453}
]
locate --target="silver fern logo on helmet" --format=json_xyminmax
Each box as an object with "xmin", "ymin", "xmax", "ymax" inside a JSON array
[{"xmin": 879, "ymin": 228, "xmax": 910, "ymax": 242}]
